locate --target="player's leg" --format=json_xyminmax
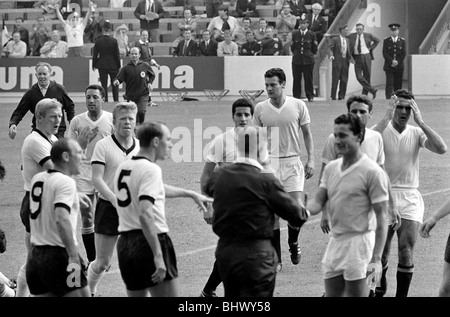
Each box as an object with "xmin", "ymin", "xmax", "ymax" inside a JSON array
[
  {"xmin": 395, "ymin": 218, "xmax": 419, "ymax": 297},
  {"xmin": 80, "ymin": 193, "xmax": 96, "ymax": 263},
  {"xmin": 438, "ymin": 234, "xmax": 450, "ymax": 296},
  {"xmin": 149, "ymin": 279, "xmax": 179, "ymax": 297},
  {"xmin": 16, "ymin": 193, "xmax": 31, "ymax": 297},
  {"xmin": 324, "ymin": 275, "xmax": 345, "ymax": 297},
  {"xmin": 345, "ymin": 278, "xmax": 369, "ymax": 297},
  {"xmin": 109, "ymin": 69, "xmax": 119, "ymax": 102},
  {"xmin": 88, "ymin": 234, "xmax": 118, "ymax": 295},
  {"xmin": 374, "ymin": 225, "xmax": 395, "ymax": 297},
  {"xmin": 98, "ymin": 69, "xmax": 109, "ymax": 102},
  {"xmin": 135, "ymin": 97, "xmax": 148, "ymax": 125},
  {"xmin": 64, "ymin": 286, "xmax": 90, "ymax": 297}
]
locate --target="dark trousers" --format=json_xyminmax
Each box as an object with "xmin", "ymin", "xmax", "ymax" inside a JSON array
[
  {"xmin": 129, "ymin": 95, "xmax": 149, "ymax": 125},
  {"xmin": 216, "ymin": 239, "xmax": 277, "ymax": 297},
  {"xmin": 385, "ymin": 70, "xmax": 403, "ymax": 99},
  {"xmin": 292, "ymin": 63, "xmax": 314, "ymax": 100},
  {"xmin": 330, "ymin": 59, "xmax": 349, "ymax": 100},
  {"xmin": 353, "ymin": 54, "xmax": 376, "ymax": 95},
  {"xmin": 99, "ymin": 68, "xmax": 119, "ymax": 102}
]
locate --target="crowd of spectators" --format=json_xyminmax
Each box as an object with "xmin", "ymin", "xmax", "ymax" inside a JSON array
[{"xmin": 1, "ymin": 0, "xmax": 347, "ymax": 58}]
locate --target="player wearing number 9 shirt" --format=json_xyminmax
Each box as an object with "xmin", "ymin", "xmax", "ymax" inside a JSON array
[
  {"xmin": 27, "ymin": 138, "xmax": 90, "ymax": 297},
  {"xmin": 114, "ymin": 122, "xmax": 213, "ymax": 297}
]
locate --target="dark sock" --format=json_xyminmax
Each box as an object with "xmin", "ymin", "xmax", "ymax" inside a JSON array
[
  {"xmin": 396, "ymin": 264, "xmax": 414, "ymax": 297},
  {"xmin": 271, "ymin": 229, "xmax": 281, "ymax": 264},
  {"xmin": 82, "ymin": 233, "xmax": 96, "ymax": 262},
  {"xmin": 203, "ymin": 261, "xmax": 221, "ymax": 294},
  {"xmin": 287, "ymin": 225, "xmax": 300, "ymax": 245}
]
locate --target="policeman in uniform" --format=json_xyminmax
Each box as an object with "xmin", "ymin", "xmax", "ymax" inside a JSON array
[
  {"xmin": 382, "ymin": 23, "xmax": 406, "ymax": 99},
  {"xmin": 291, "ymin": 14, "xmax": 318, "ymax": 101}
]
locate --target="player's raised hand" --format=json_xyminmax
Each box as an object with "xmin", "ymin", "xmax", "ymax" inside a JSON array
[
  {"xmin": 386, "ymin": 94, "xmax": 398, "ymax": 119},
  {"xmin": 409, "ymin": 98, "xmax": 424, "ymax": 125}
]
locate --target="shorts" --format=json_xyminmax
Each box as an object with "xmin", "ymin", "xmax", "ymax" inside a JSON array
[
  {"xmin": 269, "ymin": 156, "xmax": 304, "ymax": 192},
  {"xmin": 19, "ymin": 192, "xmax": 30, "ymax": 233},
  {"xmin": 322, "ymin": 231, "xmax": 375, "ymax": 281},
  {"xmin": 389, "ymin": 188, "xmax": 424, "ymax": 223},
  {"xmin": 26, "ymin": 245, "xmax": 87, "ymax": 296},
  {"xmin": 445, "ymin": 233, "xmax": 450, "ymax": 264},
  {"xmin": 94, "ymin": 198, "xmax": 119, "ymax": 235},
  {"xmin": 117, "ymin": 231, "xmax": 178, "ymax": 291}
]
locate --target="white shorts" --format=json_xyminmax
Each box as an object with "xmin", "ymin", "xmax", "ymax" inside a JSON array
[
  {"xmin": 269, "ymin": 156, "xmax": 304, "ymax": 192},
  {"xmin": 389, "ymin": 188, "xmax": 424, "ymax": 223},
  {"xmin": 270, "ymin": 156, "xmax": 304, "ymax": 230},
  {"xmin": 322, "ymin": 231, "xmax": 375, "ymax": 281}
]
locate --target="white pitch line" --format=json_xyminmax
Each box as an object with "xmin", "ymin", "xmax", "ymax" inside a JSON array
[{"xmin": 107, "ymin": 187, "xmax": 450, "ymax": 275}]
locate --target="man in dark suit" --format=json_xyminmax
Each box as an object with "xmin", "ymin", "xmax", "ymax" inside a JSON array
[
  {"xmin": 134, "ymin": 0, "xmax": 167, "ymax": 43},
  {"xmin": 382, "ymin": 23, "xmax": 406, "ymax": 99},
  {"xmin": 234, "ymin": 0, "xmax": 259, "ymax": 18},
  {"xmin": 328, "ymin": 25, "xmax": 353, "ymax": 100},
  {"xmin": 348, "ymin": 23, "xmax": 380, "ymax": 98},
  {"xmin": 198, "ymin": 29, "xmax": 218, "ymax": 56},
  {"xmin": 92, "ymin": 21, "xmax": 121, "ymax": 103},
  {"xmin": 291, "ymin": 16, "xmax": 317, "ymax": 101},
  {"xmin": 305, "ymin": 3, "xmax": 327, "ymax": 44},
  {"xmin": 312, "ymin": 0, "xmax": 337, "ymax": 27},
  {"xmin": 173, "ymin": 28, "xmax": 198, "ymax": 57}
]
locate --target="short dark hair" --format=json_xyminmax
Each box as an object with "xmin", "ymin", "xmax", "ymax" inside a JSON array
[
  {"xmin": 346, "ymin": 94, "xmax": 373, "ymax": 112},
  {"xmin": 232, "ymin": 98, "xmax": 254, "ymax": 116},
  {"xmin": 393, "ymin": 88, "xmax": 415, "ymax": 100},
  {"xmin": 85, "ymin": 84, "xmax": 105, "ymax": 99},
  {"xmin": 218, "ymin": 4, "xmax": 228, "ymax": 12},
  {"xmin": 264, "ymin": 68, "xmax": 286, "ymax": 84},
  {"xmin": 242, "ymin": 17, "xmax": 251, "ymax": 23},
  {"xmin": 136, "ymin": 121, "xmax": 166, "ymax": 148},
  {"xmin": 50, "ymin": 138, "xmax": 72, "ymax": 164},
  {"xmin": 334, "ymin": 113, "xmax": 365, "ymax": 144}
]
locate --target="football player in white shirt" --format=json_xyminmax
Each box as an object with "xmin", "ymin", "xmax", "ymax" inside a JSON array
[
  {"xmin": 27, "ymin": 138, "xmax": 91, "ymax": 297},
  {"xmin": 87, "ymin": 102, "xmax": 140, "ymax": 296},
  {"xmin": 16, "ymin": 98, "xmax": 61, "ymax": 297},
  {"xmin": 307, "ymin": 113, "xmax": 389, "ymax": 297},
  {"xmin": 68, "ymin": 84, "xmax": 114, "ymax": 264},
  {"xmin": 114, "ymin": 122, "xmax": 212, "ymax": 296},
  {"xmin": 372, "ymin": 89, "xmax": 447, "ymax": 297},
  {"xmin": 319, "ymin": 95, "xmax": 400, "ymax": 235},
  {"xmin": 253, "ymin": 68, "xmax": 315, "ymax": 271}
]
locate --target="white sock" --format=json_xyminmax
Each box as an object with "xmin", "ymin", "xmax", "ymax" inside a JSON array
[
  {"xmin": 0, "ymin": 283, "xmax": 15, "ymax": 297},
  {"xmin": 87, "ymin": 263, "xmax": 104, "ymax": 296},
  {"xmin": 16, "ymin": 264, "xmax": 29, "ymax": 297}
]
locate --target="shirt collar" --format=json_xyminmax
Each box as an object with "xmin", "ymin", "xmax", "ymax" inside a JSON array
[{"xmin": 233, "ymin": 157, "xmax": 263, "ymax": 170}]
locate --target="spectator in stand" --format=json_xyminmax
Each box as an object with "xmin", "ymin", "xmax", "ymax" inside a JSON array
[
  {"xmin": 40, "ymin": 30, "xmax": 68, "ymax": 58},
  {"xmin": 13, "ymin": 17, "xmax": 30, "ymax": 56},
  {"xmin": 259, "ymin": 27, "xmax": 282, "ymax": 56},
  {"xmin": 1, "ymin": 31, "xmax": 27, "ymax": 58},
  {"xmin": 172, "ymin": 7, "xmax": 198, "ymax": 53},
  {"xmin": 176, "ymin": 0, "xmax": 198, "ymax": 16},
  {"xmin": 134, "ymin": 0, "xmax": 168, "ymax": 43},
  {"xmin": 37, "ymin": 0, "xmax": 60, "ymax": 21},
  {"xmin": 131, "ymin": 29, "xmax": 161, "ymax": 69},
  {"xmin": 305, "ymin": 2, "xmax": 327, "ymax": 44},
  {"xmin": 232, "ymin": 17, "xmax": 253, "ymax": 53},
  {"xmin": 217, "ymin": 30, "xmax": 239, "ymax": 56},
  {"xmin": 30, "ymin": 16, "xmax": 51, "ymax": 56},
  {"xmin": 55, "ymin": 2, "xmax": 92, "ymax": 57},
  {"xmin": 254, "ymin": 18, "xmax": 269, "ymax": 41},
  {"xmin": 206, "ymin": 0, "xmax": 224, "ymax": 18},
  {"xmin": 173, "ymin": 28, "xmax": 198, "ymax": 57},
  {"xmin": 60, "ymin": 0, "xmax": 83, "ymax": 20},
  {"xmin": 113, "ymin": 24, "xmax": 130, "ymax": 58},
  {"xmin": 197, "ymin": 29, "xmax": 218, "ymax": 56},
  {"xmin": 234, "ymin": 0, "xmax": 259, "ymax": 18},
  {"xmin": 276, "ymin": 3, "xmax": 297, "ymax": 43},
  {"xmin": 92, "ymin": 21, "xmax": 121, "ymax": 103},
  {"xmin": 241, "ymin": 30, "xmax": 261, "ymax": 56},
  {"xmin": 84, "ymin": 10, "xmax": 106, "ymax": 44},
  {"xmin": 312, "ymin": 0, "xmax": 336, "ymax": 27},
  {"xmin": 207, "ymin": 5, "xmax": 239, "ymax": 42},
  {"xmin": 287, "ymin": 0, "xmax": 308, "ymax": 19}
]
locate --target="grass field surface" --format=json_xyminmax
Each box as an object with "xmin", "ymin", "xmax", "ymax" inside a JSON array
[{"xmin": 0, "ymin": 96, "xmax": 449, "ymax": 298}]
